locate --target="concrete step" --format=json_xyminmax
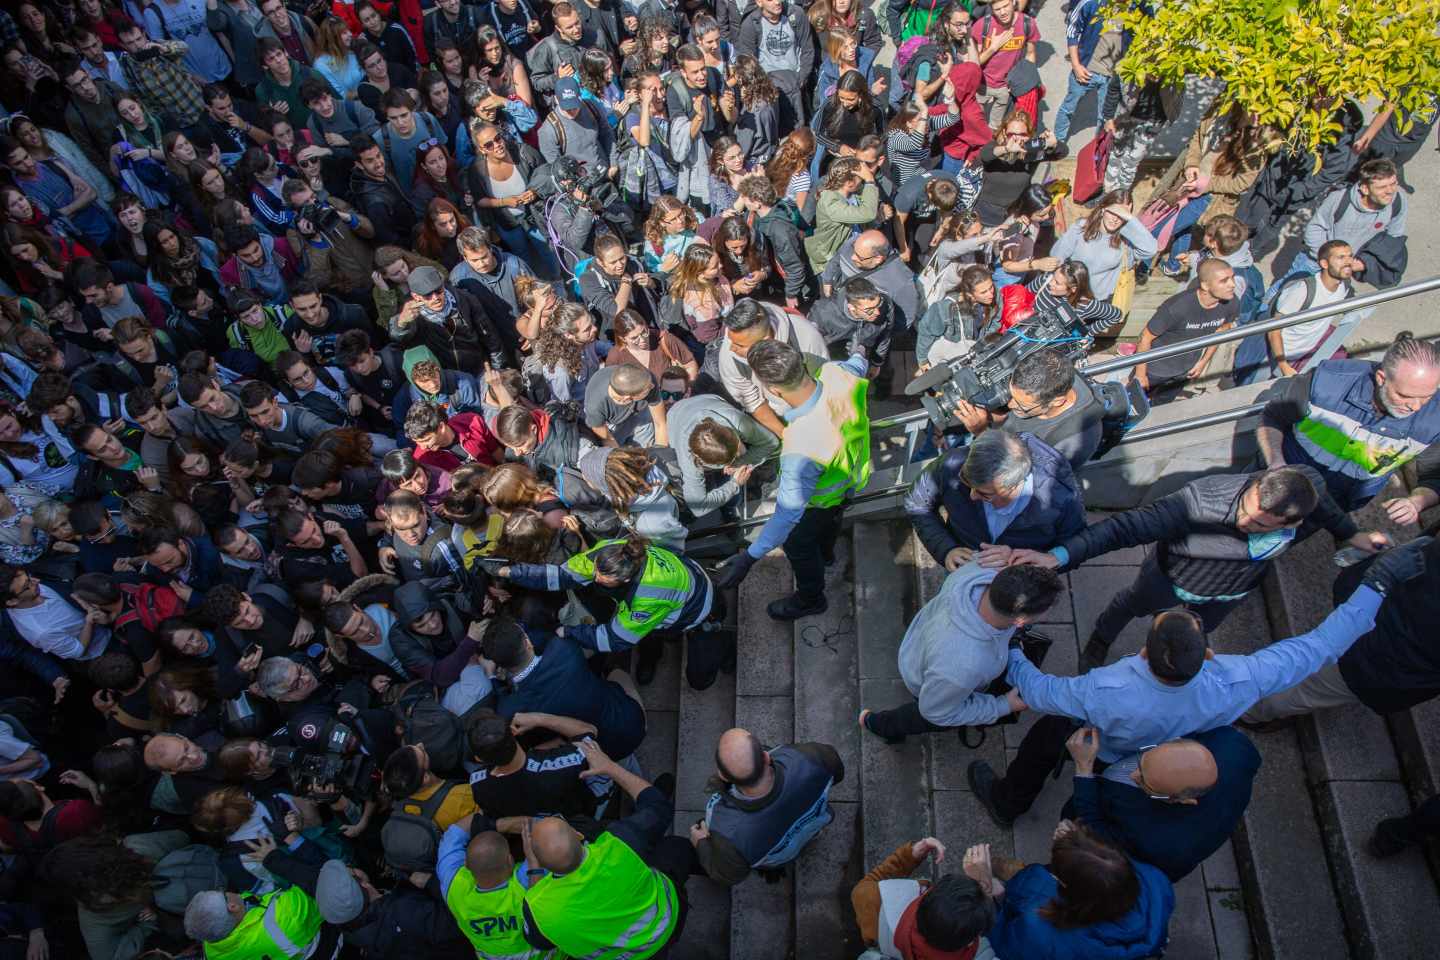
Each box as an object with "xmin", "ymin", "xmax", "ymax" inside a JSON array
[
  {"xmin": 853, "ymin": 522, "xmax": 932, "ymax": 870},
  {"xmin": 793, "ymin": 535, "xmax": 864, "ymax": 959},
  {"xmin": 672, "ymin": 632, "xmax": 735, "ymax": 959},
  {"xmin": 1264, "ymin": 523, "xmax": 1440, "ymax": 959},
  {"xmin": 1209, "ymin": 590, "xmax": 1346, "ymax": 959}
]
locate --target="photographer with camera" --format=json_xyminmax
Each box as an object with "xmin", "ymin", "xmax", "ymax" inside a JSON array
[
  {"xmin": 542, "ymin": 155, "xmax": 636, "ymax": 269},
  {"xmin": 947, "ymin": 347, "xmax": 1108, "ymax": 473},
  {"xmin": 283, "ymin": 181, "xmax": 378, "ymax": 302}
]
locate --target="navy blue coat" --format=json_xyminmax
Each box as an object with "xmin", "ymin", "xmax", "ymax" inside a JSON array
[
  {"xmin": 1061, "ymin": 726, "xmax": 1261, "ymax": 882},
  {"xmin": 904, "ymin": 433, "xmax": 1087, "ymax": 565},
  {"xmin": 489, "ymin": 635, "xmax": 647, "ymax": 760}
]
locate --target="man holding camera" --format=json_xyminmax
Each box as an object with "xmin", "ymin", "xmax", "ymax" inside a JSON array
[
  {"xmin": 948, "ymin": 347, "xmax": 1106, "ymax": 472},
  {"xmin": 283, "ymin": 180, "xmax": 377, "ymax": 301}
]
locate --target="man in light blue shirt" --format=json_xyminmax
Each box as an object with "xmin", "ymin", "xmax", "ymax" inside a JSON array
[{"xmin": 967, "ymin": 537, "xmax": 1427, "ymax": 826}]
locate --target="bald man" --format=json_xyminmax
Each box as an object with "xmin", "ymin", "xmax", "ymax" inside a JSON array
[
  {"xmin": 691, "ymin": 728, "xmax": 845, "ymax": 885},
  {"xmin": 142, "ymin": 732, "xmax": 226, "ymax": 809},
  {"xmin": 437, "ymin": 813, "xmax": 547, "ymax": 959},
  {"xmin": 521, "ymin": 739, "xmax": 693, "ymax": 958},
  {"xmin": 1059, "ymin": 725, "xmax": 1261, "ymax": 882},
  {"xmin": 1132, "ymin": 258, "xmax": 1239, "ymax": 402},
  {"xmin": 819, "ymin": 229, "xmax": 923, "ymax": 332}
]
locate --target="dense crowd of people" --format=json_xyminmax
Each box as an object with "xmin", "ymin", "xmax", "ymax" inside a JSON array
[{"xmin": 0, "ymin": 0, "xmax": 1433, "ymax": 958}]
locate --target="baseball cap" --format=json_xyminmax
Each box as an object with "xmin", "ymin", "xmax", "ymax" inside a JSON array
[
  {"xmin": 555, "ymin": 78, "xmax": 582, "ymax": 111},
  {"xmin": 407, "ymin": 266, "xmax": 445, "ymax": 297}
]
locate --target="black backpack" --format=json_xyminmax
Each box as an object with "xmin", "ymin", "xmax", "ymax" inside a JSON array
[
  {"xmin": 394, "ymin": 682, "xmax": 466, "ymax": 776},
  {"xmin": 380, "ymin": 779, "xmax": 461, "ymax": 872}
]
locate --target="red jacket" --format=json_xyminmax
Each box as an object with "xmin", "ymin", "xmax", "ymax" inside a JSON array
[
  {"xmin": 939, "ymin": 62, "xmax": 994, "ymax": 163},
  {"xmin": 413, "ymin": 411, "xmax": 500, "ymax": 472}
]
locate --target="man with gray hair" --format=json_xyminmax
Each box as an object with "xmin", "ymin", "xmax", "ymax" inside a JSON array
[
  {"xmin": 904, "ymin": 429, "xmax": 1087, "ymax": 573},
  {"xmin": 184, "ymin": 839, "xmax": 351, "ymax": 958},
  {"xmin": 858, "ymin": 563, "xmax": 1064, "ymax": 742}
]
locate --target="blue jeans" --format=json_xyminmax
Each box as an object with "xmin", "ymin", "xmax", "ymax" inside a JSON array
[
  {"xmin": 496, "ymin": 222, "xmax": 561, "ymax": 280},
  {"xmin": 1052, "ymin": 71, "xmax": 1110, "ymax": 143},
  {"xmin": 1161, "ymin": 194, "xmax": 1214, "ymax": 270}
]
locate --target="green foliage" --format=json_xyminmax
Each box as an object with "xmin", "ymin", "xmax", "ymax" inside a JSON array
[{"xmin": 1111, "ymin": 0, "xmax": 1440, "ymax": 158}]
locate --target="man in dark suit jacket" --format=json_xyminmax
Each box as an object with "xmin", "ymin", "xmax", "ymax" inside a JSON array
[
  {"xmin": 480, "ymin": 616, "xmax": 646, "ymax": 761},
  {"xmin": 1060, "ymin": 725, "xmax": 1261, "ymax": 882}
]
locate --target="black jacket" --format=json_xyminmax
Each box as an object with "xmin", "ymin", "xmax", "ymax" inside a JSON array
[
  {"xmin": 905, "ymin": 434, "xmax": 1087, "ymax": 564},
  {"xmin": 388, "ymin": 285, "xmax": 512, "ymax": 372},
  {"xmin": 755, "ymin": 203, "xmax": 809, "ymax": 301},
  {"xmin": 1056, "ymin": 465, "xmax": 1358, "ymax": 597},
  {"xmin": 347, "ymin": 167, "xmax": 422, "ymax": 246},
  {"xmin": 1335, "ymin": 537, "xmax": 1440, "ymax": 714},
  {"xmin": 346, "ymin": 878, "xmax": 472, "ymax": 959},
  {"xmin": 388, "ymin": 580, "xmax": 479, "ymax": 688}
]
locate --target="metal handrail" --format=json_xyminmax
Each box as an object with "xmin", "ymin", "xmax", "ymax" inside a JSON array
[{"xmin": 870, "ymin": 274, "xmax": 1440, "ymax": 430}]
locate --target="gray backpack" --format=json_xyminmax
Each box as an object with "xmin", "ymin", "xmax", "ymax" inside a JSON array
[
  {"xmin": 381, "ymin": 781, "xmax": 461, "ymax": 872},
  {"xmin": 151, "ymin": 845, "xmax": 226, "ymax": 916}
]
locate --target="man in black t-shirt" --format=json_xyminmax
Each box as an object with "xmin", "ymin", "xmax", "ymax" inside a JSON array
[
  {"xmin": 465, "ymin": 709, "xmax": 605, "ymax": 820},
  {"xmin": 272, "ymin": 508, "xmax": 369, "ymax": 585},
  {"xmin": 1134, "ymin": 260, "xmax": 1240, "ymax": 402}
]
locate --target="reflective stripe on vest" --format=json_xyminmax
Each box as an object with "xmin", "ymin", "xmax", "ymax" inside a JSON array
[
  {"xmin": 205, "ymin": 888, "xmax": 323, "ymax": 960},
  {"xmin": 782, "ymin": 362, "xmax": 872, "ymax": 508},
  {"xmin": 569, "ymin": 540, "xmax": 697, "ymax": 648},
  {"xmin": 1295, "ymin": 402, "xmax": 1430, "ymax": 480},
  {"xmin": 524, "ymin": 833, "xmax": 678, "ymax": 960},
  {"xmin": 445, "ymin": 867, "xmax": 553, "ymax": 960}
]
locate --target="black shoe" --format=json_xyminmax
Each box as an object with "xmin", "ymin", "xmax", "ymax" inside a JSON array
[
  {"xmin": 1367, "ymin": 818, "xmax": 1412, "ymax": 858},
  {"xmin": 652, "ymin": 772, "xmax": 676, "ymax": 801},
  {"xmin": 967, "ymin": 760, "xmax": 1016, "ymax": 829},
  {"xmin": 859, "ymin": 709, "xmax": 904, "ymax": 745},
  {"xmin": 1235, "ymin": 715, "xmax": 1297, "ymax": 734},
  {"xmin": 1078, "ymin": 633, "xmax": 1111, "ymax": 674},
  {"xmin": 635, "ymin": 647, "xmax": 662, "ymax": 686},
  {"xmin": 768, "ymin": 593, "xmax": 827, "ymax": 621}
]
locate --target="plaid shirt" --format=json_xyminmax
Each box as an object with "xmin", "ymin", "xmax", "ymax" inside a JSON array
[{"xmin": 120, "ymin": 41, "xmax": 204, "ymax": 128}]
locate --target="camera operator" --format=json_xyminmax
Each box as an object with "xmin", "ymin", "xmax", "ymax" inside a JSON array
[
  {"xmin": 542, "ymin": 156, "xmax": 635, "ymax": 264},
  {"xmin": 948, "ymin": 347, "xmax": 1106, "ymax": 472},
  {"xmin": 283, "ymin": 178, "xmax": 378, "ymax": 303}
]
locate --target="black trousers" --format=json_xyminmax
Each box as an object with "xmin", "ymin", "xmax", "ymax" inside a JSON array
[
  {"xmin": 651, "ymin": 836, "xmax": 701, "ymax": 958},
  {"xmin": 988, "ymin": 715, "xmax": 1086, "ymax": 819},
  {"xmin": 865, "ymin": 700, "xmax": 951, "ymax": 740},
  {"xmin": 637, "ymin": 590, "xmax": 731, "ymax": 690},
  {"xmin": 784, "ymin": 504, "xmax": 843, "ymax": 602},
  {"xmin": 1093, "ymin": 555, "xmax": 1244, "ymax": 647},
  {"xmin": 1376, "ymin": 794, "xmax": 1440, "ymax": 845}
]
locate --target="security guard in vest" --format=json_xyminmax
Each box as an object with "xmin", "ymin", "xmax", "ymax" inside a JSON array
[
  {"xmin": 438, "ymin": 813, "xmax": 558, "ymax": 959},
  {"xmin": 715, "ymin": 339, "xmax": 873, "ymax": 619},
  {"xmin": 492, "ymin": 535, "xmax": 732, "ymax": 689},
  {"xmin": 1258, "ymin": 332, "xmax": 1440, "ymax": 514},
  {"xmin": 523, "ymin": 739, "xmax": 693, "ymax": 960},
  {"xmin": 692, "ymin": 728, "xmax": 845, "ymax": 886},
  {"xmin": 183, "ymin": 838, "xmax": 333, "ymax": 959}
]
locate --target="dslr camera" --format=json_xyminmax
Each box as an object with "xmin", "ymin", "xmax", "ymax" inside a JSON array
[{"xmin": 271, "ymin": 717, "xmax": 379, "ymax": 802}]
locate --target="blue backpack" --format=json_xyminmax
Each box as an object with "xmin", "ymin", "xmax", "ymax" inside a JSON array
[{"xmin": 1231, "ymin": 265, "xmax": 1321, "ymax": 386}]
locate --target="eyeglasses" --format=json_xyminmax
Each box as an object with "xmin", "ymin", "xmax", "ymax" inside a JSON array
[{"xmin": 1134, "ymin": 745, "xmax": 1172, "ymax": 800}]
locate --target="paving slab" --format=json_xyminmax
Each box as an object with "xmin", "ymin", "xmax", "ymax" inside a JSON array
[
  {"xmin": 1202, "ymin": 839, "xmax": 1242, "ymax": 891},
  {"xmin": 736, "ymin": 552, "xmax": 796, "ymax": 698},
  {"xmin": 633, "ymin": 708, "xmax": 678, "ymax": 784},
  {"xmin": 1167, "ymin": 869, "xmax": 1222, "ymax": 960},
  {"xmin": 1231, "ymin": 727, "xmax": 1348, "ymax": 960},
  {"xmin": 929, "ymin": 723, "xmax": 1007, "ymax": 794},
  {"xmin": 859, "ymin": 678, "xmax": 931, "ymax": 869},
  {"xmin": 676, "ymin": 649, "xmax": 736, "ymax": 816},
  {"xmin": 735, "ymin": 694, "xmax": 795, "ymax": 750},
  {"xmin": 1066, "ymin": 564, "xmax": 1148, "ymax": 661},
  {"xmin": 912, "ymin": 533, "xmax": 946, "ymax": 605},
  {"xmin": 729, "ymin": 869, "xmax": 794, "ymax": 960},
  {"xmin": 1208, "ymin": 888, "xmax": 1256, "ymax": 960},
  {"xmin": 1006, "ymin": 745, "xmax": 1073, "ymax": 866},
  {"xmin": 640, "ymin": 641, "xmax": 682, "ymax": 711},
  {"xmin": 853, "ymin": 521, "xmax": 913, "ymax": 682},
  {"xmin": 670, "ymin": 835, "xmax": 732, "ymax": 960},
  {"xmin": 1390, "ymin": 697, "xmax": 1440, "ymax": 800},
  {"xmin": 1315, "ymin": 780, "xmax": 1440, "ymax": 960},
  {"xmin": 1297, "ymin": 702, "xmax": 1402, "ymax": 784},
  {"xmin": 932, "ymin": 790, "xmax": 1016, "ymax": 864},
  {"xmin": 794, "ymin": 539, "xmax": 860, "ymax": 803},
  {"xmin": 795, "ymin": 799, "xmax": 863, "ymax": 960}
]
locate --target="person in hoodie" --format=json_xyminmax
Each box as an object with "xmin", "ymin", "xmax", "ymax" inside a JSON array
[
  {"xmin": 393, "ymin": 346, "xmax": 484, "ymax": 427},
  {"xmin": 820, "ymin": 230, "xmax": 924, "ymax": 332},
  {"xmin": 936, "ymin": 61, "xmax": 992, "ymax": 172},
  {"xmin": 667, "ymin": 391, "xmax": 779, "ymax": 519},
  {"xmin": 857, "ymin": 562, "xmax": 1063, "ymax": 743},
  {"xmin": 387, "ymin": 578, "xmax": 484, "ymax": 689},
  {"xmin": 970, "ymin": 826, "xmax": 1174, "ymax": 960},
  {"xmin": 494, "ymin": 403, "xmax": 588, "ymax": 483},
  {"xmin": 389, "ymin": 265, "xmax": 513, "ymax": 373}
]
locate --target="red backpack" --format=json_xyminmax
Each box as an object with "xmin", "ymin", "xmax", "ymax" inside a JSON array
[{"xmin": 114, "ymin": 583, "xmax": 185, "ymax": 633}]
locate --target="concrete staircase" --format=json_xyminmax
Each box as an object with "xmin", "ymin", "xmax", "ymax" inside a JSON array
[{"xmin": 635, "ymin": 493, "xmax": 1440, "ymax": 959}]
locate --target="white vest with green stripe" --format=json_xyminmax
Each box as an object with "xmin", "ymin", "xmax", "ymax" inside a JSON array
[
  {"xmin": 783, "ymin": 361, "xmax": 872, "ymax": 508},
  {"xmin": 203, "ymin": 887, "xmax": 323, "ymax": 960},
  {"xmin": 524, "ymin": 832, "xmax": 679, "ymax": 959},
  {"xmin": 445, "ymin": 866, "xmax": 555, "ymax": 960},
  {"xmin": 565, "ymin": 540, "xmax": 698, "ymax": 645}
]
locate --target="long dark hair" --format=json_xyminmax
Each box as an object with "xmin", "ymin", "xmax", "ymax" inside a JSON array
[
  {"xmin": 1080, "ymin": 188, "xmax": 1134, "ymax": 248},
  {"xmin": 715, "ymin": 216, "xmax": 764, "ymax": 281},
  {"xmin": 821, "ymin": 70, "xmax": 878, "ymax": 142},
  {"xmin": 1039, "ymin": 825, "xmax": 1141, "ymax": 929},
  {"xmin": 1212, "ymin": 104, "xmax": 1267, "ymax": 178}
]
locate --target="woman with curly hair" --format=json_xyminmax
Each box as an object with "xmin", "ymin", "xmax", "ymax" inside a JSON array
[
  {"xmin": 144, "ymin": 221, "xmax": 221, "ymax": 305},
  {"xmin": 415, "ymin": 197, "xmax": 471, "ymax": 268},
  {"xmin": 731, "ymin": 54, "xmax": 779, "ymax": 168},
  {"xmin": 642, "ymin": 195, "xmax": 701, "ymax": 274},
  {"xmin": 530, "ymin": 302, "xmax": 608, "ymax": 403},
  {"xmin": 662, "ymin": 244, "xmax": 733, "ymax": 370},
  {"xmin": 579, "ymin": 47, "xmax": 628, "ymax": 127},
  {"xmin": 765, "ymin": 128, "xmax": 816, "ymax": 216},
  {"xmin": 917, "ymin": 262, "xmax": 999, "ymax": 367},
  {"xmin": 804, "ymin": 156, "xmax": 879, "ymax": 272},
  {"xmin": 38, "ymin": 835, "xmax": 158, "ymax": 958},
  {"xmin": 707, "ymin": 136, "xmax": 753, "ymax": 214},
  {"xmin": 621, "ymin": 16, "xmax": 675, "ymax": 81}
]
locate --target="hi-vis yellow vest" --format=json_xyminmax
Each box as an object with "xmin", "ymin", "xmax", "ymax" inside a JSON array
[{"xmin": 783, "ymin": 361, "xmax": 872, "ymax": 507}]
